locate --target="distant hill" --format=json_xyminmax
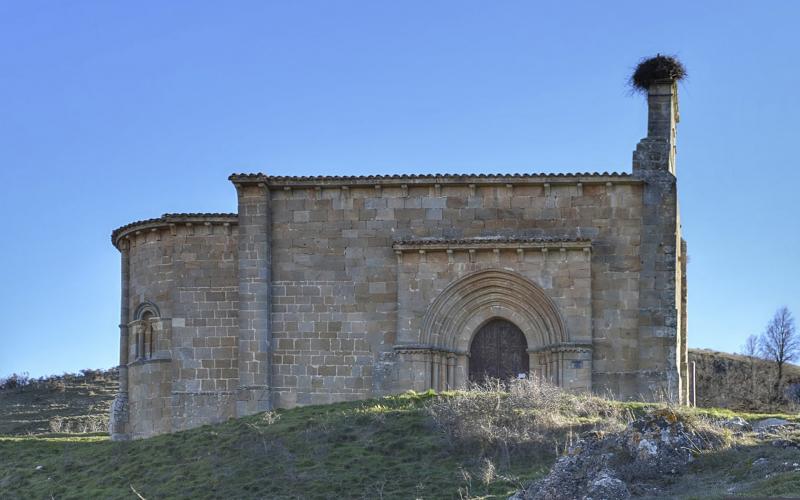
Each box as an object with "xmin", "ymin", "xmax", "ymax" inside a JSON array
[
  {"xmin": 689, "ymin": 348, "xmax": 800, "ymax": 411},
  {"xmin": 0, "ymin": 369, "xmax": 117, "ymax": 435}
]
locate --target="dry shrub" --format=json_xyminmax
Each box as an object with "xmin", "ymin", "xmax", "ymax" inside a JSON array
[
  {"xmin": 426, "ymin": 378, "xmax": 623, "ymax": 467},
  {"xmin": 0, "ymin": 373, "xmax": 32, "ymax": 391},
  {"xmin": 638, "ymin": 406, "xmax": 733, "ymax": 452},
  {"xmin": 48, "ymin": 415, "xmax": 108, "ymax": 434},
  {"xmin": 477, "ymin": 458, "xmax": 496, "ymax": 485},
  {"xmin": 47, "ymin": 379, "xmax": 66, "ymax": 392},
  {"xmin": 80, "ymin": 368, "xmax": 104, "ymax": 381},
  {"xmin": 49, "ymin": 416, "xmax": 64, "ymax": 433}
]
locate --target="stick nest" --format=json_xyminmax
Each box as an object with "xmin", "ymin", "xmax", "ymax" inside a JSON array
[{"xmin": 630, "ymin": 54, "xmax": 686, "ymax": 92}]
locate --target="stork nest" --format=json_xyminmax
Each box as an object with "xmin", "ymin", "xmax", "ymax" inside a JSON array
[{"xmin": 630, "ymin": 54, "xmax": 686, "ymax": 93}]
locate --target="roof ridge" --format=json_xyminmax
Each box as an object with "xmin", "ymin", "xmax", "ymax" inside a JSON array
[{"xmin": 229, "ymin": 172, "xmax": 631, "ymax": 181}]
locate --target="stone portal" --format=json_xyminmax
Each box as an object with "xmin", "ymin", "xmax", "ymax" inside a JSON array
[{"xmin": 468, "ymin": 319, "xmax": 529, "ymax": 383}]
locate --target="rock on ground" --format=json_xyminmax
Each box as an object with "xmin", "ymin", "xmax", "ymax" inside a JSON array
[
  {"xmin": 752, "ymin": 417, "xmax": 789, "ymax": 429},
  {"xmin": 514, "ymin": 409, "xmax": 728, "ymax": 500},
  {"xmin": 718, "ymin": 416, "xmax": 751, "ymax": 432}
]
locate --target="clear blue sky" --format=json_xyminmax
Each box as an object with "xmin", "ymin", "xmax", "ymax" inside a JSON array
[{"xmin": 1, "ymin": 1, "xmax": 798, "ymax": 377}]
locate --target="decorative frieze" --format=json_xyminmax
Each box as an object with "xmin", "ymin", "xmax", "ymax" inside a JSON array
[
  {"xmin": 392, "ymin": 237, "xmax": 591, "ymax": 254},
  {"xmin": 529, "ymin": 342, "xmax": 593, "ymax": 354}
]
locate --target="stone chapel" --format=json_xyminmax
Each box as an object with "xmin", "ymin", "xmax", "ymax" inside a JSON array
[{"xmin": 109, "ymin": 72, "xmax": 688, "ymax": 439}]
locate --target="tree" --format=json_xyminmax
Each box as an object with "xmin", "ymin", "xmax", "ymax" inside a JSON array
[
  {"xmin": 742, "ymin": 333, "xmax": 759, "ymax": 358},
  {"xmin": 741, "ymin": 334, "xmax": 760, "ymax": 401},
  {"xmin": 758, "ymin": 307, "xmax": 799, "ymax": 402}
]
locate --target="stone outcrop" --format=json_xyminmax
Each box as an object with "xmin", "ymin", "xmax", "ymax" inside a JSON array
[{"xmin": 514, "ymin": 409, "xmax": 728, "ymax": 500}]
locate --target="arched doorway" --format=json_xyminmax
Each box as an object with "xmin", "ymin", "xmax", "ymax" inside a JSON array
[{"xmin": 468, "ymin": 319, "xmax": 529, "ymax": 383}]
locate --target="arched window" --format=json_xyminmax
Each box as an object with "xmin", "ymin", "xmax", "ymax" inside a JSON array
[{"xmin": 134, "ymin": 302, "xmax": 160, "ymax": 361}]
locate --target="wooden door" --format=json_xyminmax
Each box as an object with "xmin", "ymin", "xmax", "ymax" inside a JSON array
[{"xmin": 469, "ymin": 319, "xmax": 529, "ymax": 383}]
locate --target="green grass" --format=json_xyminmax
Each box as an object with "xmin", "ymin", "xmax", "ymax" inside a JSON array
[
  {"xmin": 619, "ymin": 401, "xmax": 800, "ymax": 423},
  {"xmin": 0, "ymin": 391, "xmax": 550, "ymax": 499}
]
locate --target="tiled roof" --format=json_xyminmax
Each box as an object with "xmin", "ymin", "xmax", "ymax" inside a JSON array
[
  {"xmin": 229, "ymin": 172, "xmax": 632, "ymax": 183},
  {"xmin": 111, "ymin": 213, "xmax": 238, "ymax": 245}
]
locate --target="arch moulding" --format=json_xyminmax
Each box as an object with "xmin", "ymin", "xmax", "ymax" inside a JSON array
[
  {"xmin": 133, "ymin": 301, "xmax": 161, "ymax": 321},
  {"xmin": 420, "ymin": 268, "xmax": 568, "ymax": 353}
]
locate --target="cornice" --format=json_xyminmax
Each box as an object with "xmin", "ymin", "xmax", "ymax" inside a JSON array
[
  {"xmin": 393, "ymin": 237, "xmax": 591, "ymax": 253},
  {"xmin": 111, "ymin": 213, "xmax": 238, "ymax": 250}
]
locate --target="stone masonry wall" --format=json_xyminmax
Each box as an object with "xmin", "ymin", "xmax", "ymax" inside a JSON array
[
  {"xmin": 395, "ymin": 247, "xmax": 592, "ymax": 350},
  {"xmin": 125, "ymin": 228, "xmax": 176, "ymax": 437},
  {"xmin": 234, "ymin": 185, "xmax": 272, "ymax": 415},
  {"xmin": 127, "ymin": 359, "xmax": 172, "ymax": 437},
  {"xmin": 122, "ymin": 217, "xmax": 239, "ymax": 438},
  {"xmin": 631, "ymin": 81, "xmax": 684, "ymax": 402},
  {"xmin": 267, "ymin": 178, "xmax": 646, "ymax": 405}
]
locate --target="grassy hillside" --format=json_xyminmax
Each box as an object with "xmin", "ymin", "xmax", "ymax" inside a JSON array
[
  {"xmin": 1, "ymin": 388, "xmax": 800, "ymax": 498},
  {"xmin": 0, "ymin": 391, "xmax": 552, "ymax": 499},
  {"xmin": 689, "ymin": 348, "xmax": 800, "ymax": 411},
  {"xmin": 2, "ymin": 358, "xmax": 800, "ymax": 498}
]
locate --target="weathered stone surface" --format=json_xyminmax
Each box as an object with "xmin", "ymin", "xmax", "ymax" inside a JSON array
[{"xmin": 515, "ymin": 409, "xmax": 726, "ymax": 500}]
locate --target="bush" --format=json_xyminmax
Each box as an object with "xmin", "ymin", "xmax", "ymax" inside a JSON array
[
  {"xmin": 48, "ymin": 415, "xmax": 108, "ymax": 434},
  {"xmin": 48, "ymin": 416, "xmax": 64, "ymax": 433},
  {"xmin": 785, "ymin": 383, "xmax": 800, "ymax": 406},
  {"xmin": 425, "ymin": 378, "xmax": 623, "ymax": 468},
  {"xmin": 0, "ymin": 373, "xmax": 31, "ymax": 391},
  {"xmin": 80, "ymin": 369, "xmax": 100, "ymax": 381},
  {"xmin": 47, "ymin": 379, "xmax": 66, "ymax": 392}
]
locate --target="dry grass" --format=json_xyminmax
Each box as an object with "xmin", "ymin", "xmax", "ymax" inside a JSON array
[{"xmin": 426, "ymin": 377, "xmax": 624, "ymax": 469}]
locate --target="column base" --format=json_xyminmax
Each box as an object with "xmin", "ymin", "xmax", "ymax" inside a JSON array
[{"xmin": 109, "ymin": 392, "xmax": 130, "ymax": 441}]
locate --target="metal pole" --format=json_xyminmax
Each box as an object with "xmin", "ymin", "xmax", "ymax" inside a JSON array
[{"xmin": 691, "ymin": 361, "xmax": 697, "ymax": 407}]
